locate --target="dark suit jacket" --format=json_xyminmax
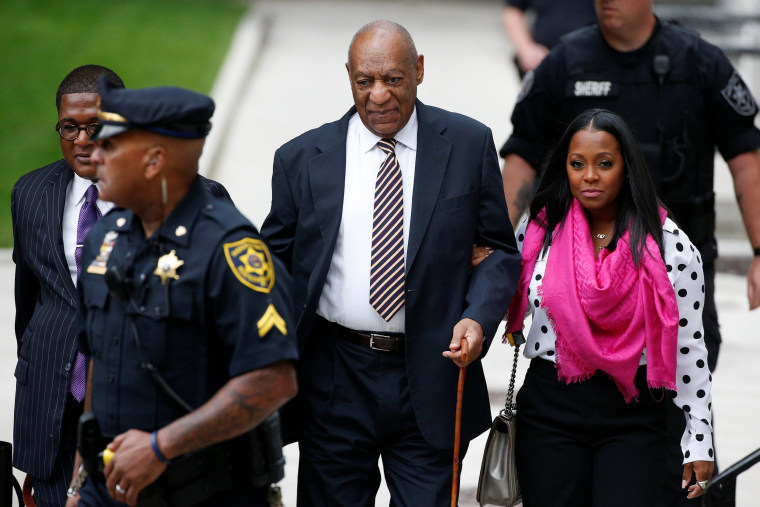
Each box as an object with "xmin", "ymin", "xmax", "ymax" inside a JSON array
[
  {"xmin": 261, "ymin": 101, "xmax": 521, "ymax": 449},
  {"xmin": 11, "ymin": 159, "xmax": 229, "ymax": 478}
]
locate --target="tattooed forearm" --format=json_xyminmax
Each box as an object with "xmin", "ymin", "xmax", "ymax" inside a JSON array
[
  {"xmin": 503, "ymin": 153, "xmax": 537, "ymax": 227},
  {"xmin": 515, "ymin": 180, "xmax": 533, "ymax": 218},
  {"xmin": 157, "ymin": 360, "xmax": 297, "ymax": 460}
]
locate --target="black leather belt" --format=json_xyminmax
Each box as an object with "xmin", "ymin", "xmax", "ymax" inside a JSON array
[{"xmin": 314, "ymin": 315, "xmax": 404, "ymax": 352}]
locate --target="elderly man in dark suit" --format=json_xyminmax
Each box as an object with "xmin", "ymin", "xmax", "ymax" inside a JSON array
[
  {"xmin": 11, "ymin": 65, "xmax": 229, "ymax": 506},
  {"xmin": 261, "ymin": 20, "xmax": 521, "ymax": 506}
]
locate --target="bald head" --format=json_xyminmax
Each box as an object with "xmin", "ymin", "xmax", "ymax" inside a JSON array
[
  {"xmin": 132, "ymin": 132, "xmax": 206, "ymax": 187},
  {"xmin": 345, "ymin": 21, "xmax": 424, "ymax": 138},
  {"xmin": 162, "ymin": 137, "xmax": 206, "ymax": 178},
  {"xmin": 347, "ymin": 20, "xmax": 418, "ymax": 71}
]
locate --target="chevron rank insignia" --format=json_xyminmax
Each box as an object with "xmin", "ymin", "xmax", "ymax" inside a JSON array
[
  {"xmin": 257, "ymin": 304, "xmax": 287, "ymax": 337},
  {"xmin": 223, "ymin": 237, "xmax": 275, "ymax": 293}
]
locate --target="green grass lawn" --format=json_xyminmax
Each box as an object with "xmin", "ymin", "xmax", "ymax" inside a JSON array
[{"xmin": 0, "ymin": 0, "xmax": 249, "ymax": 247}]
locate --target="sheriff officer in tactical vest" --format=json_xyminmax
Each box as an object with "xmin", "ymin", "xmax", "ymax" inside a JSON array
[
  {"xmin": 499, "ymin": 1, "xmax": 760, "ymax": 505},
  {"xmin": 66, "ymin": 78, "xmax": 298, "ymax": 507}
]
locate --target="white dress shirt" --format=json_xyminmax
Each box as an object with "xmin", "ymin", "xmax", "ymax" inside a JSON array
[
  {"xmin": 316, "ymin": 110, "xmax": 418, "ymax": 332},
  {"xmin": 62, "ymin": 173, "xmax": 114, "ymax": 285}
]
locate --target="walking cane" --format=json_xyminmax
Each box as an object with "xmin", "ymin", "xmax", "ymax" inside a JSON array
[{"xmin": 451, "ymin": 339, "xmax": 469, "ymax": 507}]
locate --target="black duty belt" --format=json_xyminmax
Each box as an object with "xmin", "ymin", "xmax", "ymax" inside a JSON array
[{"xmin": 314, "ymin": 315, "xmax": 404, "ymax": 352}]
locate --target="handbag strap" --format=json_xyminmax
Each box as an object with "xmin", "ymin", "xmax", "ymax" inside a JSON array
[{"xmin": 501, "ymin": 331, "xmax": 525, "ymax": 419}]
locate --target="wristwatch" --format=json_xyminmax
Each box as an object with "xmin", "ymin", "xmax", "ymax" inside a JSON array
[{"xmin": 66, "ymin": 463, "xmax": 88, "ymax": 498}]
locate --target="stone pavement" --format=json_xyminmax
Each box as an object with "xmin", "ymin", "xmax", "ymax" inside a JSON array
[{"xmin": 3, "ymin": 0, "xmax": 760, "ymax": 505}]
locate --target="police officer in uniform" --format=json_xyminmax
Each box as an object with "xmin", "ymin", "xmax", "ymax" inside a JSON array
[
  {"xmin": 500, "ymin": 1, "xmax": 760, "ymax": 505},
  {"xmin": 66, "ymin": 78, "xmax": 298, "ymax": 507}
]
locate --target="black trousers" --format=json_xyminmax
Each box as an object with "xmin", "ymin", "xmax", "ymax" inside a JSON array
[
  {"xmin": 296, "ymin": 328, "xmax": 464, "ymax": 507},
  {"xmin": 78, "ymin": 477, "xmax": 268, "ymax": 507},
  {"xmin": 515, "ymin": 358, "xmax": 668, "ymax": 507}
]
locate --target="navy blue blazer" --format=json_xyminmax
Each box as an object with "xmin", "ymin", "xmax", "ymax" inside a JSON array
[
  {"xmin": 11, "ymin": 159, "xmax": 229, "ymax": 478},
  {"xmin": 261, "ymin": 101, "xmax": 521, "ymax": 449}
]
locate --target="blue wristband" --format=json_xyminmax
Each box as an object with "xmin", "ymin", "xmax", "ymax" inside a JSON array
[{"xmin": 151, "ymin": 431, "xmax": 169, "ymax": 464}]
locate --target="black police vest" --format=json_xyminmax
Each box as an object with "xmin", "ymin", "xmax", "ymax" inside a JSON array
[{"xmin": 560, "ymin": 22, "xmax": 715, "ymax": 245}]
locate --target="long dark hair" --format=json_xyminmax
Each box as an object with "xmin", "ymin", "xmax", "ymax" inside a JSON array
[{"xmin": 529, "ymin": 108, "xmax": 664, "ymax": 265}]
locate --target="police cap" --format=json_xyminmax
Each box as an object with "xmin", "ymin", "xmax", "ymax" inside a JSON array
[{"xmin": 92, "ymin": 76, "xmax": 214, "ymax": 141}]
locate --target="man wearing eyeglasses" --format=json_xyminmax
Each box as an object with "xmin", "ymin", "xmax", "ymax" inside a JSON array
[{"xmin": 11, "ymin": 65, "xmax": 125, "ymax": 506}]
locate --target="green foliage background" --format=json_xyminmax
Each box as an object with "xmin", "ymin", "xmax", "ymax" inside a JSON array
[{"xmin": 0, "ymin": 0, "xmax": 248, "ymax": 246}]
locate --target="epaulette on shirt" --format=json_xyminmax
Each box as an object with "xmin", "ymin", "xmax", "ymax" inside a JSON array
[
  {"xmin": 200, "ymin": 197, "xmax": 262, "ymax": 235},
  {"xmin": 99, "ymin": 207, "xmax": 133, "ymax": 231}
]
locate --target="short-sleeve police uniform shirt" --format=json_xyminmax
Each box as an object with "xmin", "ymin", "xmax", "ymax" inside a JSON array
[
  {"xmin": 78, "ymin": 179, "xmax": 297, "ymax": 436},
  {"xmin": 505, "ymin": 0, "xmax": 597, "ymax": 49}
]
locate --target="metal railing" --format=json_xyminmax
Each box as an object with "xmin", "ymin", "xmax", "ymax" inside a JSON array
[{"xmin": 702, "ymin": 447, "xmax": 760, "ymax": 506}]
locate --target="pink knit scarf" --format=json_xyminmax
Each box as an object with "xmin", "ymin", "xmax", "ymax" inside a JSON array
[{"xmin": 506, "ymin": 199, "xmax": 678, "ymax": 401}]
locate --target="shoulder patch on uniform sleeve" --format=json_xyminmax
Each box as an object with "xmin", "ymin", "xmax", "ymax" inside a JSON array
[
  {"xmin": 258, "ymin": 303, "xmax": 287, "ymax": 337},
  {"xmin": 721, "ymin": 71, "xmax": 757, "ymax": 116},
  {"xmin": 223, "ymin": 237, "xmax": 275, "ymax": 293},
  {"xmin": 516, "ymin": 70, "xmax": 534, "ymax": 103}
]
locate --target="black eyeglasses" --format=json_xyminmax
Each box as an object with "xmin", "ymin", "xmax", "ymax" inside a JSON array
[{"xmin": 56, "ymin": 123, "xmax": 99, "ymax": 141}]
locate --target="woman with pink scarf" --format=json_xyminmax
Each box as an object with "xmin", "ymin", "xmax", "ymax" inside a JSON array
[{"xmin": 505, "ymin": 109, "xmax": 713, "ymax": 505}]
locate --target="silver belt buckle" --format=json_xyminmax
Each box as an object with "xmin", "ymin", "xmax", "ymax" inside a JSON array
[{"xmin": 369, "ymin": 333, "xmax": 391, "ymax": 351}]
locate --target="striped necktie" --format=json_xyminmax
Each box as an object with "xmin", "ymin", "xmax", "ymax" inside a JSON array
[
  {"xmin": 370, "ymin": 138, "xmax": 405, "ymax": 321},
  {"xmin": 71, "ymin": 184, "xmax": 101, "ymax": 402}
]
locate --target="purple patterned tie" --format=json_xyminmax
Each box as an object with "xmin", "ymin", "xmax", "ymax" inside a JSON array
[
  {"xmin": 370, "ymin": 139, "xmax": 405, "ymax": 321},
  {"xmin": 71, "ymin": 184, "xmax": 101, "ymax": 401}
]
